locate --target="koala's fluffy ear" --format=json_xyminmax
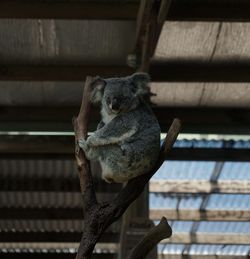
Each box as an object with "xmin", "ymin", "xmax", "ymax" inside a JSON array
[
  {"xmin": 130, "ymin": 72, "xmax": 151, "ymax": 96},
  {"xmin": 90, "ymin": 76, "xmax": 106, "ymax": 104}
]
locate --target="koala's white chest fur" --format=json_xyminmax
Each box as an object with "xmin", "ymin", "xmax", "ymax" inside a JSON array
[{"xmin": 101, "ymin": 107, "xmax": 117, "ymax": 124}]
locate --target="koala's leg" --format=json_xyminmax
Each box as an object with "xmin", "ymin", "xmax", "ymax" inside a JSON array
[{"xmin": 100, "ymin": 161, "xmax": 116, "ymax": 183}]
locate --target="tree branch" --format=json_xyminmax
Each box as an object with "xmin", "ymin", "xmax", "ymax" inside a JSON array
[
  {"xmin": 72, "ymin": 76, "xmax": 97, "ymax": 211},
  {"xmin": 127, "ymin": 217, "xmax": 172, "ymax": 259},
  {"xmin": 73, "ymin": 76, "xmax": 181, "ymax": 259}
]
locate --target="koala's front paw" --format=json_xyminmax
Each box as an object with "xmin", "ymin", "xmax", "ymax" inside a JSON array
[{"xmin": 78, "ymin": 138, "xmax": 89, "ymax": 152}]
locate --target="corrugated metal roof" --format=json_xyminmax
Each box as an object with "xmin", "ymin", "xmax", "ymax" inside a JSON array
[
  {"xmin": 219, "ymin": 162, "xmax": 250, "ymax": 180},
  {"xmin": 150, "ymin": 193, "xmax": 250, "ymax": 211},
  {"xmin": 197, "ymin": 221, "xmax": 250, "ymax": 234},
  {"xmin": 0, "ymin": 242, "xmax": 117, "ymax": 254},
  {"xmin": 1, "ymin": 139, "xmax": 249, "ymax": 258},
  {"xmin": 0, "ymin": 191, "xmax": 113, "ymax": 208},
  {"xmin": 153, "ymin": 161, "xmax": 216, "ymax": 180},
  {"xmin": 158, "ymin": 243, "xmax": 185, "ymax": 254},
  {"xmin": 0, "ymin": 219, "xmax": 83, "ymax": 232},
  {"xmin": 174, "ymin": 139, "xmax": 250, "ymax": 148},
  {"xmin": 158, "ymin": 244, "xmax": 250, "ymax": 256},
  {"xmin": 205, "ymin": 194, "xmax": 250, "ymax": 210},
  {"xmin": 0, "ymin": 159, "xmax": 76, "ymax": 178},
  {"xmin": 0, "ymin": 192, "xmax": 81, "ymax": 208},
  {"xmin": 187, "ymin": 244, "xmax": 250, "ymax": 256}
]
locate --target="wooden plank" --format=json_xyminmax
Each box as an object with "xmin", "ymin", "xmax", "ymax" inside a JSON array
[
  {"xmin": 1, "ymin": 106, "xmax": 250, "ymax": 134},
  {"xmin": 2, "ymin": 206, "xmax": 247, "ymax": 225},
  {"xmin": 1, "ymin": 61, "xmax": 250, "ymax": 82},
  {"xmin": 0, "ymin": 1, "xmax": 138, "ymax": 20},
  {"xmin": 1, "ymin": 135, "xmax": 250, "ymax": 161},
  {"xmin": 0, "ymin": 208, "xmax": 83, "ymax": 219},
  {"xmin": 0, "ymin": 65, "xmax": 134, "ymax": 81},
  {"xmin": 163, "ymin": 230, "xmax": 250, "ymax": 245},
  {"xmin": 0, "ymin": 228, "xmax": 248, "ymax": 245},
  {"xmin": 0, "ymin": 20, "xmax": 134, "ymax": 67},
  {"xmin": 149, "ymin": 179, "xmax": 250, "ymax": 194},
  {"xmin": 150, "ymin": 60, "xmax": 250, "ymax": 82},
  {"xmin": 0, "ymin": 0, "xmax": 250, "ymax": 22},
  {"xmin": 2, "ymin": 177, "xmax": 249, "ymax": 193},
  {"xmin": 0, "ymin": 177, "xmax": 121, "ymax": 192},
  {"xmin": 150, "ymin": 208, "xmax": 250, "ymax": 221}
]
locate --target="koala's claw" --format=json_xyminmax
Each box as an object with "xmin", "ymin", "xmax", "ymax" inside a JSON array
[{"xmin": 78, "ymin": 138, "xmax": 88, "ymax": 151}]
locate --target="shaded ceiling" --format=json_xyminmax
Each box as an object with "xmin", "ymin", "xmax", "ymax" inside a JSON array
[{"xmin": 0, "ymin": 19, "xmax": 250, "ymax": 107}]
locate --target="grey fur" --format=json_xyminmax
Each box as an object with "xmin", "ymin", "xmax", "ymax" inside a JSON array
[{"xmin": 79, "ymin": 73, "xmax": 161, "ymax": 183}]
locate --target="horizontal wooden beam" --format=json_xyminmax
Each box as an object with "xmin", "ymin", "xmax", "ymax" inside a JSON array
[
  {"xmin": 163, "ymin": 230, "xmax": 250, "ymax": 245},
  {"xmin": 150, "ymin": 208, "xmax": 250, "ymax": 221},
  {"xmin": 150, "ymin": 60, "xmax": 250, "ymax": 82},
  {"xmin": 0, "ymin": 177, "xmax": 121, "ymax": 192},
  {"xmin": 1, "ymin": 136, "xmax": 250, "ymax": 161},
  {"xmin": 0, "ymin": 208, "xmax": 83, "ymax": 219},
  {"xmin": 1, "ymin": 106, "xmax": 250, "ymax": 134},
  {"xmin": 2, "ymin": 176, "xmax": 249, "ymax": 193},
  {"xmin": 0, "ymin": 228, "xmax": 248, "ymax": 245},
  {"xmin": 0, "ymin": 0, "xmax": 250, "ymax": 22},
  {"xmin": 0, "ymin": 1, "xmax": 138, "ymax": 20},
  {"xmin": 1, "ymin": 61, "xmax": 250, "ymax": 82},
  {"xmin": 0, "ymin": 65, "xmax": 134, "ymax": 81},
  {"xmin": 1, "ymin": 206, "xmax": 249, "ymax": 221},
  {"xmin": 150, "ymin": 179, "xmax": 250, "ymax": 194}
]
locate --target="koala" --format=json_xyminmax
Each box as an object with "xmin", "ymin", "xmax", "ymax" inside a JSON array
[{"xmin": 79, "ymin": 73, "xmax": 161, "ymax": 183}]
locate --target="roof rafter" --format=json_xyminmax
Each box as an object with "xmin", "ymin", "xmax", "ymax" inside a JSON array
[
  {"xmin": 0, "ymin": 0, "xmax": 250, "ymax": 21},
  {"xmin": 1, "ymin": 60, "xmax": 250, "ymax": 82},
  {"xmin": 0, "ymin": 106, "xmax": 250, "ymax": 135}
]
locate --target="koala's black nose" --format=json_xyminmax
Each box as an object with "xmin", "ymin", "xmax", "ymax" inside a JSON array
[{"xmin": 111, "ymin": 98, "xmax": 120, "ymax": 110}]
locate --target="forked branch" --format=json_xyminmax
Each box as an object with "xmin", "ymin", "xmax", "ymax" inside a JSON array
[{"xmin": 73, "ymin": 77, "xmax": 181, "ymax": 259}]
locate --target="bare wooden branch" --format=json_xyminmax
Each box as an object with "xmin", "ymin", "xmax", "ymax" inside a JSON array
[
  {"xmin": 72, "ymin": 76, "xmax": 97, "ymax": 212},
  {"xmin": 127, "ymin": 217, "xmax": 172, "ymax": 259},
  {"xmin": 73, "ymin": 76, "xmax": 181, "ymax": 258}
]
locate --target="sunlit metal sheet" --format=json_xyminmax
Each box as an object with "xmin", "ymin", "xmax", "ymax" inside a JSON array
[{"xmin": 153, "ymin": 161, "xmax": 216, "ymax": 180}]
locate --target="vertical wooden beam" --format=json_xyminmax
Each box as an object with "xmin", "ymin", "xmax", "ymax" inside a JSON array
[
  {"xmin": 121, "ymin": 1, "xmax": 173, "ymax": 257},
  {"xmin": 130, "ymin": 0, "xmax": 172, "ymax": 71},
  {"xmin": 151, "ymin": 0, "xmax": 172, "ymax": 56},
  {"xmin": 127, "ymin": 0, "xmax": 155, "ymax": 69}
]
